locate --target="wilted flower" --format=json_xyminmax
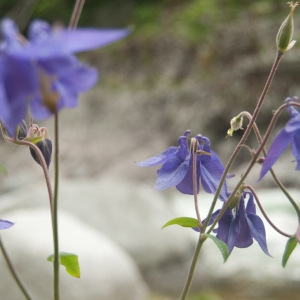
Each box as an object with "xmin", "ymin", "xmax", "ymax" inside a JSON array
[
  {"xmin": 259, "ymin": 97, "xmax": 300, "ymax": 180},
  {"xmin": 206, "ymin": 191, "xmax": 270, "ymax": 255},
  {"xmin": 136, "ymin": 130, "xmax": 229, "ymax": 199},
  {"xmin": 0, "ymin": 19, "xmax": 130, "ymax": 134}
]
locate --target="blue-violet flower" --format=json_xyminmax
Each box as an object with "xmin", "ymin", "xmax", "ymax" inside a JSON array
[
  {"xmin": 259, "ymin": 97, "xmax": 300, "ymax": 180},
  {"xmin": 0, "ymin": 19, "xmax": 129, "ymax": 134},
  {"xmin": 136, "ymin": 130, "xmax": 229, "ymax": 200},
  {"xmin": 0, "ymin": 219, "xmax": 14, "ymax": 229},
  {"xmin": 206, "ymin": 191, "xmax": 270, "ymax": 255}
]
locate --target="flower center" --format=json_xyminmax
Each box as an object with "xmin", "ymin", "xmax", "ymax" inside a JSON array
[{"xmin": 38, "ymin": 69, "xmax": 59, "ymax": 113}]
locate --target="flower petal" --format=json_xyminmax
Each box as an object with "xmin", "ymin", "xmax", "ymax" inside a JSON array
[
  {"xmin": 200, "ymin": 151, "xmax": 229, "ymax": 201},
  {"xmin": 22, "ymin": 22, "xmax": 130, "ymax": 59},
  {"xmin": 0, "ymin": 57, "xmax": 37, "ymax": 134},
  {"xmin": 0, "ymin": 219, "xmax": 14, "ymax": 229},
  {"xmin": 136, "ymin": 147, "xmax": 177, "ymax": 167},
  {"xmin": 234, "ymin": 198, "xmax": 253, "ymax": 248},
  {"xmin": 259, "ymin": 128, "xmax": 292, "ymax": 180},
  {"xmin": 176, "ymin": 155, "xmax": 198, "ymax": 194},
  {"xmin": 245, "ymin": 192, "xmax": 256, "ymax": 215},
  {"xmin": 246, "ymin": 214, "xmax": 270, "ymax": 256},
  {"xmin": 215, "ymin": 209, "xmax": 237, "ymax": 253},
  {"xmin": 291, "ymin": 131, "xmax": 300, "ymax": 170},
  {"xmin": 155, "ymin": 155, "xmax": 190, "ymax": 190},
  {"xmin": 224, "ymin": 214, "xmax": 240, "ymax": 254}
]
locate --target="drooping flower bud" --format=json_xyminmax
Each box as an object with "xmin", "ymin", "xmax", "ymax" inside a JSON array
[
  {"xmin": 227, "ymin": 115, "xmax": 244, "ymax": 138},
  {"xmin": 276, "ymin": 2, "xmax": 298, "ymax": 53},
  {"xmin": 27, "ymin": 124, "xmax": 52, "ymax": 168}
]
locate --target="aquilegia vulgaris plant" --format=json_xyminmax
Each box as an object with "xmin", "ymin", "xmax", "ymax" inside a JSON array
[
  {"xmin": 1, "ymin": 1, "xmax": 300, "ymax": 300},
  {"xmin": 0, "ymin": 1, "xmax": 129, "ymax": 299},
  {"xmin": 137, "ymin": 2, "xmax": 300, "ymax": 299}
]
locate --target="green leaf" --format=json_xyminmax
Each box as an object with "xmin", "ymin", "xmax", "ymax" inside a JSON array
[
  {"xmin": 162, "ymin": 217, "xmax": 199, "ymax": 229},
  {"xmin": 203, "ymin": 233, "xmax": 229, "ymax": 262},
  {"xmin": 47, "ymin": 252, "xmax": 80, "ymax": 278},
  {"xmin": 282, "ymin": 236, "xmax": 297, "ymax": 268}
]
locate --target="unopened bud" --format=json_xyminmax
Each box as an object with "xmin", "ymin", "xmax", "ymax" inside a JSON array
[
  {"xmin": 256, "ymin": 157, "xmax": 265, "ymax": 165},
  {"xmin": 27, "ymin": 124, "xmax": 52, "ymax": 168},
  {"xmin": 30, "ymin": 138, "xmax": 52, "ymax": 168},
  {"xmin": 276, "ymin": 2, "xmax": 298, "ymax": 53},
  {"xmin": 227, "ymin": 115, "xmax": 243, "ymax": 138}
]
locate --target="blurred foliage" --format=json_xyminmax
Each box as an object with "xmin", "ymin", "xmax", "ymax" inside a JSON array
[{"xmin": 0, "ymin": 0, "xmax": 291, "ymax": 39}]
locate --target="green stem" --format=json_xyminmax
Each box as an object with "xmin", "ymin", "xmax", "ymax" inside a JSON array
[
  {"xmin": 0, "ymin": 126, "xmax": 53, "ymax": 300},
  {"xmin": 243, "ymin": 110, "xmax": 300, "ymax": 222},
  {"xmin": 69, "ymin": 0, "xmax": 85, "ymax": 29},
  {"xmin": 180, "ymin": 51, "xmax": 283, "ymax": 299},
  {"xmin": 0, "ymin": 234, "xmax": 32, "ymax": 300},
  {"xmin": 53, "ymin": 112, "xmax": 60, "ymax": 300},
  {"xmin": 179, "ymin": 235, "xmax": 205, "ymax": 300},
  {"xmin": 245, "ymin": 185, "xmax": 291, "ymax": 237},
  {"xmin": 52, "ymin": 1, "xmax": 86, "ymax": 298},
  {"xmin": 204, "ymin": 50, "xmax": 283, "ymax": 233},
  {"xmin": 191, "ymin": 138, "xmax": 202, "ymax": 226}
]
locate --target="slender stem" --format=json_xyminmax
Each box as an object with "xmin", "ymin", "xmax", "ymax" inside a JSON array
[
  {"xmin": 53, "ymin": 112, "xmax": 60, "ymax": 300},
  {"xmin": 180, "ymin": 51, "xmax": 284, "ymax": 299},
  {"xmin": 51, "ymin": 1, "xmax": 86, "ymax": 298},
  {"xmin": 191, "ymin": 138, "xmax": 202, "ymax": 226},
  {"xmin": 204, "ymin": 51, "xmax": 283, "ymax": 232},
  {"xmin": 179, "ymin": 235, "xmax": 205, "ymax": 300},
  {"xmin": 245, "ymin": 185, "xmax": 291, "ymax": 238},
  {"xmin": 0, "ymin": 234, "xmax": 32, "ymax": 300},
  {"xmin": 69, "ymin": 0, "xmax": 85, "ymax": 29},
  {"xmin": 243, "ymin": 110, "xmax": 300, "ymax": 221},
  {"xmin": 1, "ymin": 126, "xmax": 55, "ymax": 300}
]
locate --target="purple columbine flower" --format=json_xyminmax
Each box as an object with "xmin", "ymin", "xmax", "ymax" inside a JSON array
[
  {"xmin": 207, "ymin": 191, "xmax": 270, "ymax": 255},
  {"xmin": 259, "ymin": 97, "xmax": 300, "ymax": 180},
  {"xmin": 0, "ymin": 19, "xmax": 130, "ymax": 134},
  {"xmin": 136, "ymin": 130, "xmax": 229, "ymax": 199},
  {"xmin": 0, "ymin": 219, "xmax": 14, "ymax": 229}
]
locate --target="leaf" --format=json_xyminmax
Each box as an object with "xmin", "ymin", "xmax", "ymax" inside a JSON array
[
  {"xmin": 282, "ymin": 236, "xmax": 297, "ymax": 268},
  {"xmin": 47, "ymin": 252, "xmax": 80, "ymax": 278},
  {"xmin": 162, "ymin": 217, "xmax": 199, "ymax": 229},
  {"xmin": 203, "ymin": 233, "xmax": 229, "ymax": 262}
]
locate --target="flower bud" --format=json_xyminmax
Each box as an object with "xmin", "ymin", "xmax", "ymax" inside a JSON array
[
  {"xmin": 30, "ymin": 138, "xmax": 52, "ymax": 168},
  {"xmin": 227, "ymin": 115, "xmax": 243, "ymax": 138},
  {"xmin": 276, "ymin": 2, "xmax": 298, "ymax": 53},
  {"xmin": 256, "ymin": 157, "xmax": 265, "ymax": 165},
  {"xmin": 27, "ymin": 124, "xmax": 52, "ymax": 168}
]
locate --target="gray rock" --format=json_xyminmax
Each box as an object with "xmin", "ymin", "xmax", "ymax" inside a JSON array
[
  {"xmin": 0, "ymin": 175, "xmax": 196, "ymax": 294},
  {"xmin": 171, "ymin": 188, "xmax": 300, "ymax": 293},
  {"xmin": 0, "ymin": 208, "xmax": 148, "ymax": 300}
]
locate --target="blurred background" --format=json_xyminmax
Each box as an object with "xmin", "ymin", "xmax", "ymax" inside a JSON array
[{"xmin": 0, "ymin": 0, "xmax": 300, "ymax": 299}]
